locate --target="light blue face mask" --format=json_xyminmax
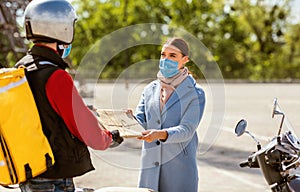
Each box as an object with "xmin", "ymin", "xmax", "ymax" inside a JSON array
[
  {"xmin": 59, "ymin": 44, "xmax": 72, "ymax": 58},
  {"xmin": 159, "ymin": 58, "xmax": 179, "ymax": 78}
]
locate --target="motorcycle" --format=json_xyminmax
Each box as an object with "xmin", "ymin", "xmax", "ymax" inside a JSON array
[{"xmin": 235, "ymin": 98, "xmax": 300, "ymax": 192}]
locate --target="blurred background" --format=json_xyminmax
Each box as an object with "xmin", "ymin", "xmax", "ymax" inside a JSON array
[
  {"xmin": 1, "ymin": 0, "xmax": 300, "ymax": 82},
  {"xmin": 1, "ymin": 1, "xmax": 300, "ymax": 191}
]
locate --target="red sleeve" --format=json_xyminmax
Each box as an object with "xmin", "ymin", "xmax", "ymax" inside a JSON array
[{"xmin": 45, "ymin": 69, "xmax": 112, "ymax": 150}]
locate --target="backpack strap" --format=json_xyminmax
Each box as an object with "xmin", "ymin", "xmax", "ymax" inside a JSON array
[
  {"xmin": 15, "ymin": 55, "xmax": 58, "ymax": 72},
  {"xmin": 0, "ymin": 134, "xmax": 18, "ymax": 184}
]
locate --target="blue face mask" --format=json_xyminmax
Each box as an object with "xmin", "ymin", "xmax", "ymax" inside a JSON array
[
  {"xmin": 59, "ymin": 44, "xmax": 72, "ymax": 58},
  {"xmin": 159, "ymin": 58, "xmax": 179, "ymax": 78}
]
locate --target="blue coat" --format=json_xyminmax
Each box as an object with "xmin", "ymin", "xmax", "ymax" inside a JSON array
[{"xmin": 135, "ymin": 75, "xmax": 205, "ymax": 192}]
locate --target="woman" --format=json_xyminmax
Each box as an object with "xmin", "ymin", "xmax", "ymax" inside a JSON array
[{"xmin": 134, "ymin": 37, "xmax": 206, "ymax": 192}]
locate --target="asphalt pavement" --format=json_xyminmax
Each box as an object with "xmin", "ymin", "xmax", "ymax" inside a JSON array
[{"xmin": 2, "ymin": 83, "xmax": 300, "ymax": 192}]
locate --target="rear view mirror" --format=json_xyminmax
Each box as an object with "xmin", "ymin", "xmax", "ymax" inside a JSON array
[{"xmin": 235, "ymin": 119, "xmax": 247, "ymax": 137}]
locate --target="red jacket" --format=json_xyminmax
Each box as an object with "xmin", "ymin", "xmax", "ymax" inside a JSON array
[{"xmin": 46, "ymin": 69, "xmax": 112, "ymax": 150}]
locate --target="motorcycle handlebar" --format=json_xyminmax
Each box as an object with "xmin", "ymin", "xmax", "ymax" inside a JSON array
[
  {"xmin": 240, "ymin": 161, "xmax": 249, "ymax": 168},
  {"xmin": 240, "ymin": 156, "xmax": 259, "ymax": 168}
]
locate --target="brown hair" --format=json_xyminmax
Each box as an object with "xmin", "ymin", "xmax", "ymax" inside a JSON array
[{"xmin": 164, "ymin": 37, "xmax": 189, "ymax": 56}]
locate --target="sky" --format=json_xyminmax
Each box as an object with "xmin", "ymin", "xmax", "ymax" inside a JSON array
[{"xmin": 290, "ymin": 0, "xmax": 300, "ymax": 22}]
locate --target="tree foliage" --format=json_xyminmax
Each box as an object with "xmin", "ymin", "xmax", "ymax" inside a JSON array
[
  {"xmin": 0, "ymin": 0, "xmax": 30, "ymax": 67},
  {"xmin": 1, "ymin": 0, "xmax": 300, "ymax": 81}
]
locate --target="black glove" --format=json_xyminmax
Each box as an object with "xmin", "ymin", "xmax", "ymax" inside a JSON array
[{"xmin": 110, "ymin": 130, "xmax": 124, "ymax": 148}]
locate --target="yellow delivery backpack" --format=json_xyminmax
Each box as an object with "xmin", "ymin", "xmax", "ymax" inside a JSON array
[{"xmin": 0, "ymin": 67, "xmax": 54, "ymax": 186}]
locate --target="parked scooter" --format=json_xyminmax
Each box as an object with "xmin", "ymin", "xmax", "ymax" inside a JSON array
[{"xmin": 235, "ymin": 98, "xmax": 300, "ymax": 192}]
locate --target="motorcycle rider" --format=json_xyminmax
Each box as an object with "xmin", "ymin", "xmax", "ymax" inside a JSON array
[{"xmin": 17, "ymin": 0, "xmax": 123, "ymax": 191}]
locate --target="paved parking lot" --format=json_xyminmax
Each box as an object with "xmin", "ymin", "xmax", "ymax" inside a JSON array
[{"xmin": 2, "ymin": 83, "xmax": 300, "ymax": 192}]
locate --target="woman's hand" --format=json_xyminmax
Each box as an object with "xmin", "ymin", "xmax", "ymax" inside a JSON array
[{"xmin": 138, "ymin": 129, "xmax": 168, "ymax": 143}]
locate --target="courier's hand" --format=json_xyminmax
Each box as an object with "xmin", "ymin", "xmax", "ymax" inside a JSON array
[{"xmin": 109, "ymin": 130, "xmax": 124, "ymax": 148}]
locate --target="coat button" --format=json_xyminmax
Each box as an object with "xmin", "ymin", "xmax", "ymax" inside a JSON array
[
  {"xmin": 157, "ymin": 120, "xmax": 160, "ymax": 124},
  {"xmin": 156, "ymin": 140, "xmax": 160, "ymax": 145},
  {"xmin": 154, "ymin": 162, "xmax": 159, "ymax": 166}
]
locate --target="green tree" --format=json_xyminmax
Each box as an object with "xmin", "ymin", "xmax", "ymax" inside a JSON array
[
  {"xmin": 218, "ymin": 0, "xmax": 291, "ymax": 80},
  {"xmin": 71, "ymin": 0, "xmax": 167, "ymax": 78},
  {"xmin": 71, "ymin": 0, "xmax": 294, "ymax": 80},
  {"xmin": 3, "ymin": 0, "xmax": 298, "ymax": 81},
  {"xmin": 0, "ymin": 0, "xmax": 29, "ymax": 67}
]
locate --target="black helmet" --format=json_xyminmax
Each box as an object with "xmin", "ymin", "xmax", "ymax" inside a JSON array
[{"xmin": 24, "ymin": 0, "xmax": 77, "ymax": 44}]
